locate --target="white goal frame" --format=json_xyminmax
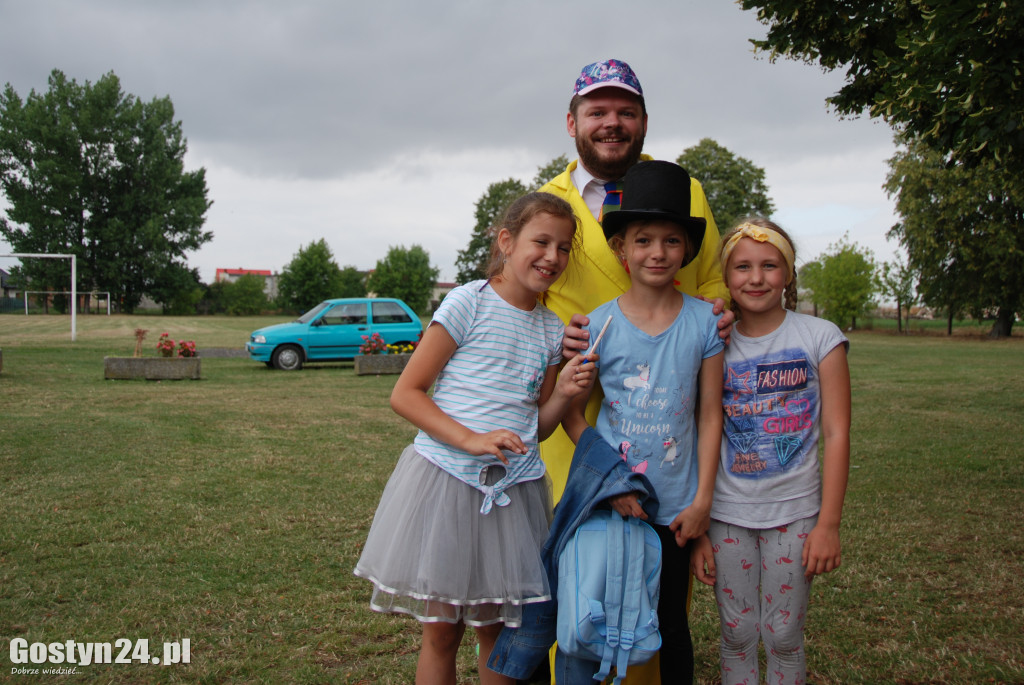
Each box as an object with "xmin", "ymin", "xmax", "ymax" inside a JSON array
[{"xmin": 1, "ymin": 253, "xmax": 77, "ymax": 340}]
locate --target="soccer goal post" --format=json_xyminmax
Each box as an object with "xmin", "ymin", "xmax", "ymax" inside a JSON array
[{"xmin": 1, "ymin": 253, "xmax": 77, "ymax": 341}]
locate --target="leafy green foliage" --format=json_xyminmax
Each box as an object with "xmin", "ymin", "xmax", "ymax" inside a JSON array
[
  {"xmin": 740, "ymin": 0, "xmax": 1024, "ymax": 172},
  {"xmin": 885, "ymin": 136, "xmax": 1023, "ymax": 337},
  {"xmin": 367, "ymin": 244, "xmax": 439, "ymax": 314},
  {"xmin": 148, "ymin": 263, "xmax": 204, "ymax": 315},
  {"xmin": 0, "ymin": 69, "xmax": 211, "ymax": 312},
  {"xmin": 532, "ymin": 154, "xmax": 569, "ymax": 189},
  {"xmin": 276, "ymin": 239, "xmax": 349, "ymax": 313},
  {"xmin": 338, "ymin": 265, "xmax": 368, "ymax": 299},
  {"xmin": 454, "ymin": 155, "xmax": 569, "ymax": 284},
  {"xmin": 676, "ymin": 138, "xmax": 775, "ymax": 234},
  {"xmin": 225, "ymin": 273, "xmax": 269, "ymax": 316},
  {"xmin": 800, "ymin": 234, "xmax": 877, "ymax": 328},
  {"xmin": 876, "ymin": 251, "xmax": 918, "ymax": 334}
]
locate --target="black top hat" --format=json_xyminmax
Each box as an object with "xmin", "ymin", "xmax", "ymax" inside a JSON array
[{"xmin": 601, "ymin": 161, "xmax": 707, "ymax": 266}]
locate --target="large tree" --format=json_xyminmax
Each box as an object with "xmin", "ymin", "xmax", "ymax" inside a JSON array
[
  {"xmin": 276, "ymin": 238, "xmax": 347, "ymax": 312},
  {"xmin": 676, "ymin": 138, "xmax": 775, "ymax": 234},
  {"xmin": 0, "ymin": 69, "xmax": 211, "ymax": 312},
  {"xmin": 885, "ymin": 137, "xmax": 1023, "ymax": 337},
  {"xmin": 367, "ymin": 244, "xmax": 439, "ymax": 314},
  {"xmin": 800, "ymin": 234, "xmax": 877, "ymax": 329},
  {"xmin": 454, "ymin": 156, "xmax": 568, "ymax": 284},
  {"xmin": 740, "ymin": 0, "xmax": 1024, "ymax": 172}
]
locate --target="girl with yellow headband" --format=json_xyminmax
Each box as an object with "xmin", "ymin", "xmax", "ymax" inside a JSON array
[{"xmin": 691, "ymin": 217, "xmax": 851, "ymax": 685}]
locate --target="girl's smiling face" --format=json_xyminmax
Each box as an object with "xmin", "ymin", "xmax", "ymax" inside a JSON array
[
  {"xmin": 497, "ymin": 211, "xmax": 575, "ymax": 300},
  {"xmin": 725, "ymin": 237, "xmax": 788, "ymax": 315}
]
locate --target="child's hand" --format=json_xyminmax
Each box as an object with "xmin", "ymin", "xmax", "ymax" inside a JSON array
[
  {"xmin": 607, "ymin": 492, "xmax": 647, "ymax": 520},
  {"xmin": 556, "ymin": 353, "xmax": 598, "ymax": 398},
  {"xmin": 691, "ymin": 534, "xmax": 717, "ymax": 586},
  {"xmin": 801, "ymin": 522, "xmax": 842, "ymax": 579},
  {"xmin": 463, "ymin": 430, "xmax": 526, "ymax": 465},
  {"xmin": 669, "ymin": 501, "xmax": 711, "ymax": 546},
  {"xmin": 562, "ymin": 313, "xmax": 591, "ymax": 360}
]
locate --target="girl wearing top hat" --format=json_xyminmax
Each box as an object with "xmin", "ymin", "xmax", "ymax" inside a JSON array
[{"xmin": 562, "ymin": 161, "xmax": 724, "ymax": 684}]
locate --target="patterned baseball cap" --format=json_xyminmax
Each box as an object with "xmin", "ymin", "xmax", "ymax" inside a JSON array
[{"xmin": 573, "ymin": 59, "xmax": 643, "ymax": 97}]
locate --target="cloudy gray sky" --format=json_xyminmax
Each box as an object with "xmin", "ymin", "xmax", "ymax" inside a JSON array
[{"xmin": 0, "ymin": 0, "xmax": 901, "ymax": 284}]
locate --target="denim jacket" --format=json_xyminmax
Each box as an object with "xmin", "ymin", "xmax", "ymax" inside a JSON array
[{"xmin": 487, "ymin": 426, "xmax": 659, "ymax": 679}]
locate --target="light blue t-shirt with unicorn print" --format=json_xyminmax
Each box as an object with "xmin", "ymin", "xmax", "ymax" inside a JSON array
[
  {"xmin": 414, "ymin": 280, "xmax": 564, "ymax": 515},
  {"xmin": 586, "ymin": 294, "xmax": 723, "ymax": 526}
]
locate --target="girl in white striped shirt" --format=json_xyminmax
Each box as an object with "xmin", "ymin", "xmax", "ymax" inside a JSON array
[{"xmin": 356, "ymin": 192, "xmax": 597, "ymax": 684}]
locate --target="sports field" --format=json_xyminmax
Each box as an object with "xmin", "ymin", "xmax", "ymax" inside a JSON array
[{"xmin": 1, "ymin": 315, "xmax": 1021, "ymax": 683}]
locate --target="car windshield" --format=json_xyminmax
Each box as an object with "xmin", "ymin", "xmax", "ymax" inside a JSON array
[{"xmin": 296, "ymin": 301, "xmax": 331, "ymax": 324}]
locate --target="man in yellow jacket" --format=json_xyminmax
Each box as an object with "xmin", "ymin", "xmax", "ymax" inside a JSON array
[{"xmin": 538, "ymin": 58, "xmax": 730, "ymax": 685}]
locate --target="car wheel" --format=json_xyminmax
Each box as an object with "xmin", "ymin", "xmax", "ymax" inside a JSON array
[{"xmin": 272, "ymin": 345, "xmax": 303, "ymax": 371}]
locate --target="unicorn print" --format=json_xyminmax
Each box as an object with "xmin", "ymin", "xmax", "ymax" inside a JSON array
[
  {"xmin": 618, "ymin": 440, "xmax": 649, "ymax": 474},
  {"xmin": 623, "ymin": 361, "xmax": 651, "ymax": 401},
  {"xmin": 660, "ymin": 435, "xmax": 679, "ymax": 468}
]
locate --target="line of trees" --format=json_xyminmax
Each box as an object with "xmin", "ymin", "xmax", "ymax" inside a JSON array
[{"xmin": 198, "ymin": 240, "xmax": 440, "ymax": 317}]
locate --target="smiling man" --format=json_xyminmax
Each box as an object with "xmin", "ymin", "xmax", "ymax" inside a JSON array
[{"xmin": 539, "ymin": 59, "xmax": 728, "ymax": 497}]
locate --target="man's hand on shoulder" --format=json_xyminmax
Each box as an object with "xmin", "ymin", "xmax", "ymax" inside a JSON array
[
  {"xmin": 562, "ymin": 313, "xmax": 591, "ymax": 360},
  {"xmin": 698, "ymin": 296, "xmax": 734, "ymax": 345}
]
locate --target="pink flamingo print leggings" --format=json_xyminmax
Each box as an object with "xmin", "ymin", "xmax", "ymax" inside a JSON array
[{"xmin": 708, "ymin": 516, "xmax": 816, "ymax": 685}]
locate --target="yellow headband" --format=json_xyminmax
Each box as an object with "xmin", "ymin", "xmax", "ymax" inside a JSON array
[{"xmin": 721, "ymin": 222, "xmax": 795, "ymax": 284}]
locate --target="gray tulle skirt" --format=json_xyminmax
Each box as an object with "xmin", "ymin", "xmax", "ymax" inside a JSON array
[{"xmin": 354, "ymin": 444, "xmax": 553, "ymax": 627}]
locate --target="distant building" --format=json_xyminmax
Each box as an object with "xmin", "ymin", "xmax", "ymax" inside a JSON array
[
  {"xmin": 0, "ymin": 267, "xmax": 14, "ymax": 299},
  {"xmin": 429, "ymin": 282, "xmax": 455, "ymax": 311},
  {"xmin": 215, "ymin": 268, "xmax": 278, "ymax": 300}
]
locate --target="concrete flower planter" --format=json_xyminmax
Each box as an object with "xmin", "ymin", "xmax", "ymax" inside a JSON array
[
  {"xmin": 104, "ymin": 356, "xmax": 201, "ymax": 380},
  {"xmin": 353, "ymin": 353, "xmax": 411, "ymax": 376}
]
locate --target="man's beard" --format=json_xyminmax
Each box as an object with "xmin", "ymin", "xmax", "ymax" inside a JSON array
[{"xmin": 576, "ymin": 132, "xmax": 645, "ymax": 181}]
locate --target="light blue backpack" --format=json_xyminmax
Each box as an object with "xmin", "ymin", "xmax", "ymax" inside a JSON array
[{"xmin": 557, "ymin": 509, "xmax": 662, "ymax": 684}]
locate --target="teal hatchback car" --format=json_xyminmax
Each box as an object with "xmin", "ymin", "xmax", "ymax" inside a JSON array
[{"xmin": 246, "ymin": 298, "xmax": 423, "ymax": 370}]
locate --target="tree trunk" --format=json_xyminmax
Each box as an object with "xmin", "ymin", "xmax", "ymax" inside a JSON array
[
  {"xmin": 947, "ymin": 310, "xmax": 953, "ymax": 336},
  {"xmin": 896, "ymin": 301, "xmax": 903, "ymax": 334},
  {"xmin": 988, "ymin": 307, "xmax": 1015, "ymax": 339}
]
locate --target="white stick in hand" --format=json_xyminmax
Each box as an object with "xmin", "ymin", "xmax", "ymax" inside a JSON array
[{"xmin": 582, "ymin": 315, "xmax": 612, "ymax": 364}]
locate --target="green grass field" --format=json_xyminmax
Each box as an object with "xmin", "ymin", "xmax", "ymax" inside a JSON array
[{"xmin": 1, "ymin": 314, "xmax": 1022, "ymax": 684}]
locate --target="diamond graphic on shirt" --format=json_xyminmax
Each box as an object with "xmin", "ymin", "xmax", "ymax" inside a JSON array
[
  {"xmin": 728, "ymin": 431, "xmax": 759, "ymax": 453},
  {"xmin": 774, "ymin": 435, "xmax": 803, "ymax": 467}
]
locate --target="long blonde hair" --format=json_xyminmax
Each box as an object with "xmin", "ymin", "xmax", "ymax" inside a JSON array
[{"xmin": 720, "ymin": 216, "xmax": 798, "ymax": 312}]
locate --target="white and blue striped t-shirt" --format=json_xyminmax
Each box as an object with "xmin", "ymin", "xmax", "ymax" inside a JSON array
[{"xmin": 413, "ymin": 280, "xmax": 564, "ymax": 514}]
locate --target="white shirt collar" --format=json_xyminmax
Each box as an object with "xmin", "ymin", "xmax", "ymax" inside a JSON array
[{"xmin": 571, "ymin": 161, "xmax": 610, "ymax": 220}]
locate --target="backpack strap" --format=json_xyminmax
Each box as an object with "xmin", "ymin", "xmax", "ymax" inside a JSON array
[
  {"xmin": 594, "ymin": 513, "xmax": 624, "ymax": 682},
  {"xmin": 612, "ymin": 517, "xmax": 647, "ymax": 684}
]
